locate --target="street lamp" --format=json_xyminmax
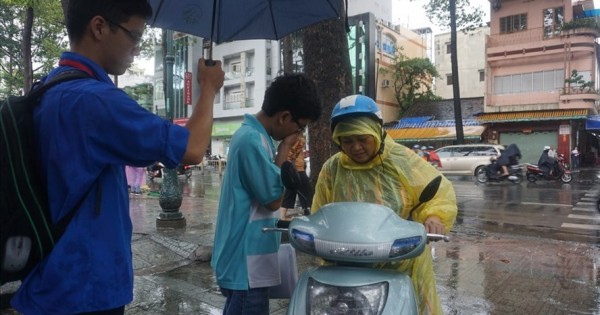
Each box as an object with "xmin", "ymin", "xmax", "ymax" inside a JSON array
[{"xmin": 156, "ymin": 28, "xmax": 186, "ymax": 229}]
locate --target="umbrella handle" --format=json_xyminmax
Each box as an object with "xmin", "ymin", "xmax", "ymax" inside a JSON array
[{"xmin": 205, "ymin": 42, "xmax": 215, "ymax": 66}]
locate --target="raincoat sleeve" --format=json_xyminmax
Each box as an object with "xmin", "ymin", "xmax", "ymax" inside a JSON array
[{"xmin": 396, "ymin": 145, "xmax": 457, "ymax": 233}]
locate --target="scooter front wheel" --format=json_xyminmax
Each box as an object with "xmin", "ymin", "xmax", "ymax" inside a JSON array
[
  {"xmin": 526, "ymin": 173, "xmax": 537, "ymax": 183},
  {"xmin": 475, "ymin": 167, "xmax": 488, "ymax": 183},
  {"xmin": 561, "ymin": 173, "xmax": 573, "ymax": 183}
]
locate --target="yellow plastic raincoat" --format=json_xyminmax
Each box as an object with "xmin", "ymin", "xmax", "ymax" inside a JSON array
[{"xmin": 311, "ymin": 117, "xmax": 457, "ymax": 315}]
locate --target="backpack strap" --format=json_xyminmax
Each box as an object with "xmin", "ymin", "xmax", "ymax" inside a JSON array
[
  {"xmin": 31, "ymin": 70, "xmax": 99, "ymax": 240},
  {"xmin": 28, "ymin": 70, "xmax": 90, "ymax": 99}
]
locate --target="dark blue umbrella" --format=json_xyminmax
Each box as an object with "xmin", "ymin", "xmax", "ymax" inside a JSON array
[{"xmin": 148, "ymin": 0, "xmax": 343, "ymax": 58}]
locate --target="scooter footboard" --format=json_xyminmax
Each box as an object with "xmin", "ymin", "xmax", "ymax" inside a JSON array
[{"xmin": 287, "ymin": 266, "xmax": 417, "ymax": 315}]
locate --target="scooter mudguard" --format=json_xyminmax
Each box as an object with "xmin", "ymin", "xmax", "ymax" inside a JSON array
[{"xmin": 287, "ymin": 266, "xmax": 418, "ymax": 315}]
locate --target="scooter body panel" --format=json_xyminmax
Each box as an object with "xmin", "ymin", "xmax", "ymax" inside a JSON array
[
  {"xmin": 287, "ymin": 266, "xmax": 418, "ymax": 315},
  {"xmin": 287, "ymin": 203, "xmax": 427, "ymax": 264}
]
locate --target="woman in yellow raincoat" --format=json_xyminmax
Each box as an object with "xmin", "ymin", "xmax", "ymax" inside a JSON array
[{"xmin": 311, "ymin": 94, "xmax": 457, "ymax": 315}]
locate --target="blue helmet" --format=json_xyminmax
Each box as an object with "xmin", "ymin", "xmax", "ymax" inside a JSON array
[{"xmin": 331, "ymin": 95, "xmax": 383, "ymax": 132}]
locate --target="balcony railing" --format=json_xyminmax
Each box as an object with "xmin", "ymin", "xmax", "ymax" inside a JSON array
[
  {"xmin": 560, "ymin": 86, "xmax": 598, "ymax": 95},
  {"xmin": 223, "ymin": 98, "xmax": 255, "ymax": 110},
  {"xmin": 488, "ymin": 27, "xmax": 546, "ymax": 48},
  {"xmin": 225, "ymin": 68, "xmax": 255, "ymax": 80},
  {"xmin": 489, "ymin": 25, "xmax": 599, "ymax": 49}
]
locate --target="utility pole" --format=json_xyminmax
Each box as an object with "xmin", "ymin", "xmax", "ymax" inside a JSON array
[{"xmin": 450, "ymin": 0, "xmax": 465, "ymax": 144}]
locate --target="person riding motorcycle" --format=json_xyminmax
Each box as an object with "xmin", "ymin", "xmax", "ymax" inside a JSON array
[
  {"xmin": 538, "ymin": 146, "xmax": 557, "ymax": 177},
  {"xmin": 495, "ymin": 143, "xmax": 521, "ymax": 177},
  {"xmin": 311, "ymin": 95, "xmax": 457, "ymax": 315}
]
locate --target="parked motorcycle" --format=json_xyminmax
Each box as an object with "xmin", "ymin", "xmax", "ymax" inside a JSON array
[
  {"xmin": 147, "ymin": 162, "xmax": 193, "ymax": 181},
  {"xmin": 526, "ymin": 154, "xmax": 572, "ymax": 183},
  {"xmin": 265, "ymin": 162, "xmax": 448, "ymax": 314}
]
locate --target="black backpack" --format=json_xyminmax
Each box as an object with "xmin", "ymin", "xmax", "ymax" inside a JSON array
[{"xmin": 0, "ymin": 71, "xmax": 90, "ymax": 284}]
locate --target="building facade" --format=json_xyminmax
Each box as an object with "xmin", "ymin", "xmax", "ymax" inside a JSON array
[
  {"xmin": 435, "ymin": 26, "xmax": 489, "ymax": 99},
  {"xmin": 153, "ymin": 34, "xmax": 280, "ymax": 157},
  {"xmin": 348, "ymin": 13, "xmax": 430, "ymax": 123},
  {"xmin": 480, "ymin": 0, "xmax": 600, "ymax": 165}
]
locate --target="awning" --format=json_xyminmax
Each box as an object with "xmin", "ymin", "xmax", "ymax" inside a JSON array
[
  {"xmin": 400, "ymin": 116, "xmax": 433, "ymax": 124},
  {"xmin": 172, "ymin": 118, "xmax": 241, "ymax": 137},
  {"xmin": 385, "ymin": 119, "xmax": 481, "ymax": 129},
  {"xmin": 212, "ymin": 121, "xmax": 241, "ymax": 137},
  {"xmin": 173, "ymin": 118, "xmax": 188, "ymax": 126},
  {"xmin": 586, "ymin": 115, "xmax": 600, "ymax": 130},
  {"xmin": 475, "ymin": 109, "xmax": 589, "ymax": 123},
  {"xmin": 387, "ymin": 125, "xmax": 486, "ymax": 142}
]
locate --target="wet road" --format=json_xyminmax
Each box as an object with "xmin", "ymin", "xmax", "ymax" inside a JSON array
[
  {"xmin": 128, "ymin": 169, "xmax": 600, "ymax": 315},
  {"xmin": 1, "ymin": 168, "xmax": 599, "ymax": 314}
]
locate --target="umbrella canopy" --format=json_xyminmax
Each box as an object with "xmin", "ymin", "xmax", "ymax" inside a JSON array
[{"xmin": 148, "ymin": 0, "xmax": 343, "ymax": 44}]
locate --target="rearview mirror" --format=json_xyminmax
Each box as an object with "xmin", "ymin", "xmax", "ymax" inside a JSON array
[
  {"xmin": 419, "ymin": 175, "xmax": 442, "ymax": 204},
  {"xmin": 281, "ymin": 161, "xmax": 301, "ymax": 190},
  {"xmin": 408, "ymin": 175, "xmax": 442, "ymax": 220}
]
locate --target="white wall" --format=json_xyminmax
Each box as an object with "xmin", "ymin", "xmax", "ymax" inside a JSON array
[{"xmin": 434, "ymin": 26, "xmax": 489, "ymax": 99}]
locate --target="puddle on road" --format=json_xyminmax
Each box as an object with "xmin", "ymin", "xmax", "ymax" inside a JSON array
[{"xmin": 433, "ymin": 231, "xmax": 600, "ymax": 314}]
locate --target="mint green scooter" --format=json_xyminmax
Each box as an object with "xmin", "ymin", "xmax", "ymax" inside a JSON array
[{"xmin": 266, "ymin": 162, "xmax": 448, "ymax": 314}]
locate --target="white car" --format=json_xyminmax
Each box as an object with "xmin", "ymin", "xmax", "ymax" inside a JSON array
[{"xmin": 434, "ymin": 144, "xmax": 505, "ymax": 176}]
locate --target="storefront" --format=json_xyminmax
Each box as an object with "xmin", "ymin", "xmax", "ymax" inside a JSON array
[{"xmin": 476, "ymin": 109, "xmax": 589, "ymax": 165}]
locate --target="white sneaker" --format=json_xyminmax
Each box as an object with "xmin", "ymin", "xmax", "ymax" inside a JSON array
[{"xmin": 508, "ymin": 175, "xmax": 518, "ymax": 181}]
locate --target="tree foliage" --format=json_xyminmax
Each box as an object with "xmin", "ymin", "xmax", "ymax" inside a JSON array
[
  {"xmin": 381, "ymin": 50, "xmax": 440, "ymax": 117},
  {"xmin": 0, "ymin": 0, "xmax": 67, "ymax": 97},
  {"xmin": 419, "ymin": 0, "xmax": 484, "ymax": 33}
]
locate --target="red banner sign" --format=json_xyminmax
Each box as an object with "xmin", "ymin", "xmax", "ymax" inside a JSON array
[{"xmin": 184, "ymin": 72, "xmax": 192, "ymax": 105}]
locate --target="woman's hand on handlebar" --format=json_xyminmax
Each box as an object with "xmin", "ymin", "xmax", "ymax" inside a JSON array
[{"xmin": 423, "ymin": 215, "xmax": 445, "ymax": 235}]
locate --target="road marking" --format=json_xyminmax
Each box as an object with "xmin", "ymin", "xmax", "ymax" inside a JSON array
[
  {"xmin": 561, "ymin": 223, "xmax": 600, "ymax": 230},
  {"xmin": 576, "ymin": 201, "xmax": 596, "ymax": 206},
  {"xmin": 520, "ymin": 202, "xmax": 572, "ymax": 207},
  {"xmin": 568, "ymin": 214, "xmax": 600, "ymax": 220},
  {"xmin": 572, "ymin": 207, "xmax": 595, "ymax": 212},
  {"xmin": 580, "ymin": 197, "xmax": 597, "ymax": 202}
]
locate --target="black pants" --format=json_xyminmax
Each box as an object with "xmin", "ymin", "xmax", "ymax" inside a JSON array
[{"xmin": 281, "ymin": 171, "xmax": 312, "ymax": 209}]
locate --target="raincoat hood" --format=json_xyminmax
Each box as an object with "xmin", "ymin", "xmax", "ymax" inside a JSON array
[{"xmin": 332, "ymin": 116, "xmax": 392, "ymax": 169}]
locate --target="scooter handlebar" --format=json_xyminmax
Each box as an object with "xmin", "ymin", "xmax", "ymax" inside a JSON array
[
  {"xmin": 427, "ymin": 233, "xmax": 450, "ymax": 242},
  {"xmin": 262, "ymin": 227, "xmax": 287, "ymax": 233}
]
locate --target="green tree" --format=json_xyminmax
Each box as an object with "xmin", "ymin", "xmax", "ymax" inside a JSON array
[
  {"xmin": 0, "ymin": 0, "xmax": 67, "ymax": 97},
  {"xmin": 381, "ymin": 50, "xmax": 440, "ymax": 117},
  {"xmin": 417, "ymin": 0, "xmax": 484, "ymax": 144},
  {"xmin": 302, "ymin": 12, "xmax": 353, "ymax": 186}
]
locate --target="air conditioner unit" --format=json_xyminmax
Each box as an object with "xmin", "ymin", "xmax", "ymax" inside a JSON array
[{"xmin": 382, "ymin": 79, "xmax": 390, "ymax": 88}]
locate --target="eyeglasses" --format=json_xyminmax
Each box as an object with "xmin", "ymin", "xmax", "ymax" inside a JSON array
[
  {"xmin": 291, "ymin": 115, "xmax": 306, "ymax": 133},
  {"xmin": 104, "ymin": 18, "xmax": 143, "ymax": 46}
]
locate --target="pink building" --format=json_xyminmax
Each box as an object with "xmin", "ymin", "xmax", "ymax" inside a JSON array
[{"xmin": 478, "ymin": 0, "xmax": 600, "ymax": 165}]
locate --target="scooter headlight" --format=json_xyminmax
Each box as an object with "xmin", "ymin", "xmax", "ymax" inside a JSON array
[
  {"xmin": 389, "ymin": 236, "xmax": 422, "ymax": 258},
  {"xmin": 291, "ymin": 229, "xmax": 316, "ymax": 255},
  {"xmin": 307, "ymin": 278, "xmax": 388, "ymax": 315}
]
